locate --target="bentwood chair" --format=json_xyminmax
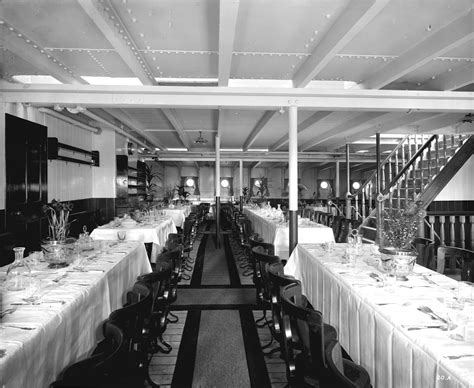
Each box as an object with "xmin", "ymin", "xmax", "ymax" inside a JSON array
[
  {"xmin": 51, "ymin": 322, "xmax": 125, "ymax": 387},
  {"xmin": 252, "ymin": 245, "xmax": 281, "ymax": 335},
  {"xmin": 280, "ymin": 283, "xmax": 338, "ymax": 387},
  {"xmin": 137, "ymin": 260, "xmax": 174, "ymax": 354},
  {"xmin": 323, "ymin": 339, "xmax": 372, "ymax": 388},
  {"xmin": 436, "ymin": 246, "xmax": 474, "ymax": 281},
  {"xmin": 412, "ymin": 237, "xmax": 435, "ymax": 269},
  {"xmin": 154, "ymin": 249, "xmax": 182, "ymax": 323},
  {"xmin": 267, "ymin": 262, "xmax": 301, "ymax": 356}
]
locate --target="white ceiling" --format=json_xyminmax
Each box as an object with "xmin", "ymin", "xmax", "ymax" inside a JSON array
[{"xmin": 1, "ymin": 0, "xmax": 473, "ymax": 169}]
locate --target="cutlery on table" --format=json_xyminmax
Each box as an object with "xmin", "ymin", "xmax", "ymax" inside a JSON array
[
  {"xmin": 0, "ymin": 324, "xmax": 36, "ymax": 330},
  {"xmin": 417, "ymin": 305, "xmax": 449, "ymax": 324},
  {"xmin": 52, "ymin": 273, "xmax": 68, "ymax": 283},
  {"xmin": 403, "ymin": 324, "xmax": 445, "ymax": 330},
  {"xmin": 444, "ymin": 354, "xmax": 474, "ymax": 360},
  {"xmin": 0, "ymin": 306, "xmax": 17, "ymax": 318}
]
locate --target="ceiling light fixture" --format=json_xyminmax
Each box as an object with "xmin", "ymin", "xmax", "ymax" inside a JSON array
[{"xmin": 194, "ymin": 131, "xmax": 208, "ymax": 145}]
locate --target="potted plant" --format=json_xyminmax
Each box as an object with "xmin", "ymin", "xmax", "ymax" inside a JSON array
[
  {"xmin": 380, "ymin": 202, "xmax": 425, "ymax": 279},
  {"xmin": 41, "ymin": 199, "xmax": 75, "ymax": 267},
  {"xmin": 163, "ymin": 186, "xmax": 175, "ymax": 205},
  {"xmin": 144, "ymin": 162, "xmax": 163, "ymax": 201},
  {"xmin": 242, "ymin": 186, "xmax": 250, "ymax": 204},
  {"xmin": 176, "ymin": 184, "xmax": 191, "ymax": 203}
]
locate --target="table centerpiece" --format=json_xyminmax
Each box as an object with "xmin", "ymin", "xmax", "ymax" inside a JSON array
[
  {"xmin": 380, "ymin": 201, "xmax": 425, "ymax": 280},
  {"xmin": 41, "ymin": 199, "xmax": 75, "ymax": 268}
]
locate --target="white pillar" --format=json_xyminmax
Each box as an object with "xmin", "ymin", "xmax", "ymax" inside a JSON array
[
  {"xmin": 215, "ymin": 136, "xmax": 221, "ymax": 196},
  {"xmin": 335, "ymin": 160, "xmax": 340, "ymax": 198},
  {"xmin": 239, "ymin": 159, "xmax": 243, "ymax": 196},
  {"xmin": 289, "ymin": 106, "xmax": 298, "ymax": 211}
]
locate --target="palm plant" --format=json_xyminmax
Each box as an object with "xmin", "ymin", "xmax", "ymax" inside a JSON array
[{"xmin": 144, "ymin": 162, "xmax": 163, "ymax": 201}]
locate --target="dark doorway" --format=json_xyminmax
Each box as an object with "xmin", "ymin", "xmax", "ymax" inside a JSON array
[{"xmin": 5, "ymin": 113, "xmax": 48, "ymax": 253}]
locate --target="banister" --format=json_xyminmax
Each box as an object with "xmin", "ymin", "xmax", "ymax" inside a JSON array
[{"xmin": 382, "ymin": 135, "xmax": 438, "ymax": 195}]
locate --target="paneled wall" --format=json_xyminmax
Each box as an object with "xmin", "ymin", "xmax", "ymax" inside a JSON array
[{"xmin": 0, "ymin": 103, "xmax": 119, "ymax": 207}]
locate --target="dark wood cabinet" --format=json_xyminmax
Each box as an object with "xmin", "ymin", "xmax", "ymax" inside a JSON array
[{"xmin": 115, "ymin": 156, "xmax": 146, "ymax": 216}]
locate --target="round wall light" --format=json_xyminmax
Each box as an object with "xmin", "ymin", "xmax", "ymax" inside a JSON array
[
  {"xmin": 221, "ymin": 179, "xmax": 229, "ymax": 188},
  {"xmin": 320, "ymin": 181, "xmax": 329, "ymax": 189},
  {"xmin": 352, "ymin": 181, "xmax": 361, "ymax": 190},
  {"xmin": 186, "ymin": 178, "xmax": 195, "ymax": 187}
]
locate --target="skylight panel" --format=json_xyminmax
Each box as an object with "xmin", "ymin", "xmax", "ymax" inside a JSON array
[{"xmin": 12, "ymin": 75, "xmax": 62, "ymax": 84}]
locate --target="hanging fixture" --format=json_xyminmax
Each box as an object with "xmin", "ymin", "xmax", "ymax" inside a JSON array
[{"xmin": 194, "ymin": 131, "xmax": 208, "ymax": 144}]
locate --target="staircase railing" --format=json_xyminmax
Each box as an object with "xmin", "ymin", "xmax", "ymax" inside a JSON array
[
  {"xmin": 352, "ymin": 134, "xmax": 472, "ymax": 244},
  {"xmin": 351, "ymin": 134, "xmax": 429, "ymax": 219}
]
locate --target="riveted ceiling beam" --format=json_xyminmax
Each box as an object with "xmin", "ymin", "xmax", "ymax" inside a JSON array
[
  {"xmin": 218, "ymin": 0, "xmax": 240, "ymax": 86},
  {"xmin": 324, "ymin": 112, "xmax": 447, "ymax": 149},
  {"xmin": 293, "ymin": 0, "xmax": 390, "ymax": 88},
  {"xmin": 3, "ymin": 83, "xmax": 473, "ymax": 112},
  {"xmin": 77, "ymin": 0, "xmax": 156, "ymax": 85},
  {"xmin": 422, "ymin": 65, "xmax": 474, "ymax": 91},
  {"xmin": 104, "ymin": 108, "xmax": 165, "ymax": 150},
  {"xmin": 0, "ymin": 21, "xmax": 86, "ymax": 85},
  {"xmin": 363, "ymin": 9, "xmax": 474, "ymax": 90},
  {"xmin": 161, "ymin": 108, "xmax": 191, "ymax": 149},
  {"xmin": 243, "ymin": 111, "xmax": 278, "ymax": 151},
  {"xmin": 271, "ymin": 111, "xmax": 333, "ymax": 151},
  {"xmin": 301, "ymin": 112, "xmax": 389, "ymax": 151}
]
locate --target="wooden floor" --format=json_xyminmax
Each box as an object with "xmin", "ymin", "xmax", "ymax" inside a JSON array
[{"xmin": 147, "ymin": 224, "xmax": 288, "ymax": 387}]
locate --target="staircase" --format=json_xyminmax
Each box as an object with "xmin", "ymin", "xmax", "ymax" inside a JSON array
[{"xmin": 352, "ymin": 134, "xmax": 474, "ymax": 244}]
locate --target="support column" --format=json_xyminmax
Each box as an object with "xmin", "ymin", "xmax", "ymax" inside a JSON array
[
  {"xmin": 239, "ymin": 159, "xmax": 243, "ymax": 212},
  {"xmin": 289, "ymin": 105, "xmax": 298, "ymax": 256},
  {"xmin": 335, "ymin": 160, "xmax": 340, "ymax": 198},
  {"xmin": 345, "ymin": 144, "xmax": 351, "ymax": 219},
  {"xmin": 375, "ymin": 132, "xmax": 383, "ymax": 245},
  {"xmin": 215, "ymin": 136, "xmax": 221, "ymax": 247}
]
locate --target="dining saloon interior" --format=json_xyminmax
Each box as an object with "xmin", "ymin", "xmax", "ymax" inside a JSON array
[{"xmin": 1, "ymin": 0, "xmax": 474, "ymax": 387}]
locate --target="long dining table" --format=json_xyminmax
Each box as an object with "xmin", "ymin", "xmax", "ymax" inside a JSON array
[
  {"xmin": 161, "ymin": 205, "xmax": 191, "ymax": 228},
  {"xmin": 285, "ymin": 243, "xmax": 474, "ymax": 388},
  {"xmin": 0, "ymin": 241, "xmax": 152, "ymax": 388},
  {"xmin": 90, "ymin": 215, "xmax": 177, "ymax": 263},
  {"xmin": 243, "ymin": 207, "xmax": 335, "ymax": 259}
]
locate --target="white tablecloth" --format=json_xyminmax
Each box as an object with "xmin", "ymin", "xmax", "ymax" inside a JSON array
[
  {"xmin": 0, "ymin": 242, "xmax": 152, "ymax": 388},
  {"xmin": 285, "ymin": 243, "xmax": 474, "ymax": 388},
  {"xmin": 90, "ymin": 216, "xmax": 177, "ymax": 262},
  {"xmin": 243, "ymin": 208, "xmax": 335, "ymax": 258},
  {"xmin": 162, "ymin": 206, "xmax": 191, "ymax": 228}
]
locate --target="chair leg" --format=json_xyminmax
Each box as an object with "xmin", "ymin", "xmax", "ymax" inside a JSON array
[
  {"xmin": 167, "ymin": 311, "xmax": 179, "ymax": 323},
  {"xmin": 263, "ymin": 346, "xmax": 281, "ymax": 357}
]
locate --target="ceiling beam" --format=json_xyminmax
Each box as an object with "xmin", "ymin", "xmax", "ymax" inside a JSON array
[
  {"xmin": 292, "ymin": 0, "xmax": 390, "ymax": 88},
  {"xmin": 217, "ymin": 108, "xmax": 225, "ymax": 138},
  {"xmin": 154, "ymin": 151, "xmax": 376, "ymax": 163},
  {"xmin": 422, "ymin": 65, "xmax": 474, "ymax": 91},
  {"xmin": 4, "ymin": 82, "xmax": 473, "ymax": 112},
  {"xmin": 271, "ymin": 111, "xmax": 332, "ymax": 151},
  {"xmin": 1, "ymin": 22, "xmax": 86, "ymax": 84},
  {"xmin": 323, "ymin": 112, "xmax": 446, "ymax": 149},
  {"xmin": 161, "ymin": 108, "xmax": 191, "ymax": 149},
  {"xmin": 103, "ymin": 108, "xmax": 165, "ymax": 150},
  {"xmin": 301, "ymin": 112, "xmax": 389, "ymax": 151},
  {"xmin": 218, "ymin": 0, "xmax": 240, "ymax": 86},
  {"xmin": 243, "ymin": 110, "xmax": 278, "ymax": 151},
  {"xmin": 363, "ymin": 9, "xmax": 474, "ymax": 90},
  {"xmin": 77, "ymin": 0, "xmax": 156, "ymax": 85}
]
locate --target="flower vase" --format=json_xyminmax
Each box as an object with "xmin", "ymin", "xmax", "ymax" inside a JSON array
[
  {"xmin": 6, "ymin": 247, "xmax": 31, "ymax": 291},
  {"xmin": 41, "ymin": 239, "xmax": 68, "ymax": 268},
  {"xmin": 379, "ymin": 248, "xmax": 417, "ymax": 280}
]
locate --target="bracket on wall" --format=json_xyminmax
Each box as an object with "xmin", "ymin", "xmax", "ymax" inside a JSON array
[{"xmin": 47, "ymin": 137, "xmax": 100, "ymax": 166}]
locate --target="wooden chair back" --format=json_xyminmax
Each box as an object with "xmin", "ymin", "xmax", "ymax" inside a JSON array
[{"xmin": 437, "ymin": 246, "xmax": 474, "ymax": 281}]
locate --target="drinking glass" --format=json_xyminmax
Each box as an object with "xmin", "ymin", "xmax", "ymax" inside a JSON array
[
  {"xmin": 444, "ymin": 297, "xmax": 466, "ymax": 340},
  {"xmin": 117, "ymin": 231, "xmax": 127, "ymax": 241},
  {"xmin": 22, "ymin": 277, "xmax": 45, "ymax": 303}
]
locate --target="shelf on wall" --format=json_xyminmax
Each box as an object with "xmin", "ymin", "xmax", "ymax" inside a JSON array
[{"xmin": 48, "ymin": 137, "xmax": 99, "ymax": 166}]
